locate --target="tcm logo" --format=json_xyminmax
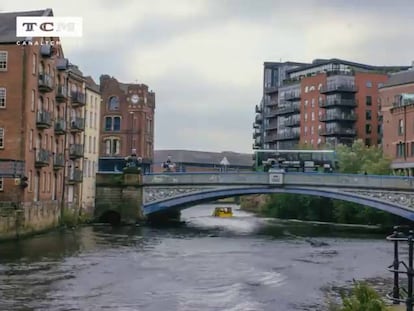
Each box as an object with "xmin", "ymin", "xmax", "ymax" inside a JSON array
[{"xmin": 16, "ymin": 17, "xmax": 83, "ymax": 37}]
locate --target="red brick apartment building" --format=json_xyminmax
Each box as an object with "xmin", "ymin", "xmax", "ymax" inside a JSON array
[
  {"xmin": 0, "ymin": 9, "xmax": 91, "ymax": 212},
  {"xmin": 254, "ymin": 59, "xmax": 410, "ymax": 150},
  {"xmin": 380, "ymin": 68, "xmax": 414, "ymax": 175},
  {"xmin": 98, "ymin": 75, "xmax": 155, "ymax": 173}
]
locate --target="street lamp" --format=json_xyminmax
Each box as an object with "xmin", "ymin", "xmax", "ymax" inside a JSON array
[{"xmin": 162, "ymin": 155, "xmax": 175, "ymax": 172}]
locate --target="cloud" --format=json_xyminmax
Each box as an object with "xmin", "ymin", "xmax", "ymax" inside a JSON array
[{"xmin": 2, "ymin": 0, "xmax": 414, "ymax": 154}]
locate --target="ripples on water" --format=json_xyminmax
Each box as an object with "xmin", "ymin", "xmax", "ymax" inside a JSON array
[{"xmin": 0, "ymin": 204, "xmax": 394, "ymax": 311}]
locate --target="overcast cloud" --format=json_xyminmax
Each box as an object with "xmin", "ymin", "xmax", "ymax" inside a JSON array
[{"xmin": 1, "ymin": 0, "xmax": 414, "ymax": 153}]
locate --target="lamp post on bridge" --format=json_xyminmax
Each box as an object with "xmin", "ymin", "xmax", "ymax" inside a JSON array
[
  {"xmin": 124, "ymin": 148, "xmax": 142, "ymax": 173},
  {"xmin": 162, "ymin": 155, "xmax": 175, "ymax": 173}
]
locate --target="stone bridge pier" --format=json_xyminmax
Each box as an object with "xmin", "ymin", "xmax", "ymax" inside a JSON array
[
  {"xmin": 95, "ymin": 170, "xmax": 144, "ymax": 225},
  {"xmin": 95, "ymin": 170, "xmax": 180, "ymax": 224}
]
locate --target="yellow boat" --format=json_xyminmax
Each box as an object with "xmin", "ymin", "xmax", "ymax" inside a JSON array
[{"xmin": 212, "ymin": 207, "xmax": 233, "ymax": 218}]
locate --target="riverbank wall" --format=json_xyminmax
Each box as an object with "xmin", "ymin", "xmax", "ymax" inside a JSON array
[{"xmin": 0, "ymin": 201, "xmax": 60, "ymax": 241}]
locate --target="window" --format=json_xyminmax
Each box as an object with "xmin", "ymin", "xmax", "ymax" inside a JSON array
[
  {"xmin": 108, "ymin": 96, "xmax": 120, "ymax": 111},
  {"xmin": 89, "ymin": 136, "xmax": 92, "ymax": 153},
  {"xmin": 32, "ymin": 53, "xmax": 37, "ymax": 75},
  {"xmin": 0, "ymin": 88, "xmax": 5, "ymax": 108},
  {"xmin": 104, "ymin": 138, "xmax": 120, "ymax": 155},
  {"xmin": 398, "ymin": 119, "xmax": 404, "ymax": 135},
  {"xmin": 365, "ymin": 110, "xmax": 372, "ymax": 120},
  {"xmin": 311, "ymin": 112, "xmax": 315, "ymax": 121},
  {"xmin": 29, "ymin": 129, "xmax": 33, "ymax": 151},
  {"xmin": 93, "ymin": 137, "xmax": 96, "ymax": 153},
  {"xmin": 396, "ymin": 143, "xmax": 406, "ymax": 158},
  {"xmin": 146, "ymin": 119, "xmax": 152, "ymax": 133},
  {"xmin": 365, "ymin": 124, "xmax": 372, "ymax": 134},
  {"xmin": 104, "ymin": 116, "xmax": 121, "ymax": 131},
  {"xmin": 31, "ymin": 90, "xmax": 35, "ymax": 111},
  {"xmin": 365, "ymin": 138, "xmax": 371, "ymax": 146},
  {"xmin": 311, "ymin": 98, "xmax": 315, "ymax": 108},
  {"xmin": 0, "ymin": 128, "xmax": 4, "ymax": 148},
  {"xmin": 0, "ymin": 177, "xmax": 3, "ymax": 191},
  {"xmin": 0, "ymin": 51, "xmax": 7, "ymax": 70},
  {"xmin": 411, "ymin": 142, "xmax": 414, "ymax": 156},
  {"xmin": 366, "ymin": 81, "xmax": 372, "ymax": 88},
  {"xmin": 366, "ymin": 96, "xmax": 372, "ymax": 106},
  {"xmin": 28, "ymin": 171, "xmax": 32, "ymax": 192}
]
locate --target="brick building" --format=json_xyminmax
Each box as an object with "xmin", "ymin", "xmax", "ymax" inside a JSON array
[
  {"xmin": 0, "ymin": 9, "xmax": 98, "ymax": 216},
  {"xmin": 253, "ymin": 59, "xmax": 410, "ymax": 150},
  {"xmin": 380, "ymin": 68, "xmax": 414, "ymax": 175},
  {"xmin": 99, "ymin": 75, "xmax": 155, "ymax": 173}
]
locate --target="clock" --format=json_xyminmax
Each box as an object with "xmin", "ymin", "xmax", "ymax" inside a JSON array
[{"xmin": 131, "ymin": 94, "xmax": 139, "ymax": 104}]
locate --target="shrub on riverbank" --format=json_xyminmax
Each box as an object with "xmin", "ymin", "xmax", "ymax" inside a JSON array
[
  {"xmin": 60, "ymin": 208, "xmax": 92, "ymax": 227},
  {"xmin": 328, "ymin": 282, "xmax": 388, "ymax": 311}
]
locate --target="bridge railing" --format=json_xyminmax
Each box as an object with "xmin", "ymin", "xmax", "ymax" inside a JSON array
[
  {"xmin": 283, "ymin": 172, "xmax": 414, "ymax": 190},
  {"xmin": 143, "ymin": 172, "xmax": 414, "ymax": 191}
]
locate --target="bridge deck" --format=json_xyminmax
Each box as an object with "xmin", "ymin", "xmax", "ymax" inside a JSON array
[{"xmin": 143, "ymin": 172, "xmax": 414, "ymax": 191}]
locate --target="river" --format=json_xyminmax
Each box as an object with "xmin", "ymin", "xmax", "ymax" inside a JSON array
[{"xmin": 0, "ymin": 204, "xmax": 397, "ymax": 311}]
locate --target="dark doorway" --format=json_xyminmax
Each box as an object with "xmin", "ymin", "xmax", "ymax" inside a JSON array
[{"xmin": 99, "ymin": 210, "xmax": 121, "ymax": 226}]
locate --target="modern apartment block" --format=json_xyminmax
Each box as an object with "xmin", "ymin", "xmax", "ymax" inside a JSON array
[
  {"xmin": 82, "ymin": 76, "xmax": 101, "ymax": 214},
  {"xmin": 380, "ymin": 66, "xmax": 414, "ymax": 175},
  {"xmin": 99, "ymin": 75, "xmax": 155, "ymax": 173},
  {"xmin": 253, "ymin": 59, "xmax": 410, "ymax": 150}
]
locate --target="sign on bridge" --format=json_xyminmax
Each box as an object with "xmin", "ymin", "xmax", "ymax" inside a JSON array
[{"xmin": 269, "ymin": 173, "xmax": 284, "ymax": 185}]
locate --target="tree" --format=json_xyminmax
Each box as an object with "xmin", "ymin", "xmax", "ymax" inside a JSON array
[{"xmin": 335, "ymin": 139, "xmax": 392, "ymax": 175}]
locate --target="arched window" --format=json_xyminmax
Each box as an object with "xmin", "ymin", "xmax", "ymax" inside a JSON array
[
  {"xmin": 104, "ymin": 137, "xmax": 121, "ymax": 155},
  {"xmin": 108, "ymin": 96, "xmax": 120, "ymax": 111}
]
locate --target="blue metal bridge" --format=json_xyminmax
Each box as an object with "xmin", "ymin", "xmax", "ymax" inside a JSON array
[{"xmin": 141, "ymin": 172, "xmax": 414, "ymax": 220}]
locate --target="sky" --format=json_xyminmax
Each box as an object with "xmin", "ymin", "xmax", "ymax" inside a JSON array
[{"xmin": 2, "ymin": 0, "xmax": 414, "ymax": 153}]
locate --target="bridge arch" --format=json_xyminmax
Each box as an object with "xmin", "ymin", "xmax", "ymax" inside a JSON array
[{"xmin": 143, "ymin": 187, "xmax": 414, "ymax": 221}]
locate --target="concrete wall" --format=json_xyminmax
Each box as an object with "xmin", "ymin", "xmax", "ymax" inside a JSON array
[
  {"xmin": 0, "ymin": 200, "xmax": 60, "ymax": 240},
  {"xmin": 94, "ymin": 171, "xmax": 144, "ymax": 224}
]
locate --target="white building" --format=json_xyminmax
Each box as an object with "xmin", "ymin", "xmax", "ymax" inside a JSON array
[{"xmin": 82, "ymin": 76, "xmax": 101, "ymax": 215}]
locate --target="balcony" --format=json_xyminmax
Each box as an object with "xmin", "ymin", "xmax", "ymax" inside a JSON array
[
  {"xmin": 255, "ymin": 105, "xmax": 262, "ymax": 113},
  {"xmin": 319, "ymin": 99, "xmax": 357, "ymax": 108},
  {"xmin": 252, "ymin": 143, "xmax": 261, "ymax": 150},
  {"xmin": 54, "ymin": 119, "xmax": 66, "ymax": 135},
  {"xmin": 264, "ymin": 134, "xmax": 278, "ymax": 143},
  {"xmin": 53, "ymin": 153, "xmax": 65, "ymax": 169},
  {"xmin": 319, "ymin": 127, "xmax": 356, "ymax": 137},
  {"xmin": 320, "ymin": 84, "xmax": 357, "ymax": 94},
  {"xmin": 275, "ymin": 131, "xmax": 300, "ymax": 141},
  {"xmin": 55, "ymin": 85, "xmax": 68, "ymax": 102},
  {"xmin": 265, "ymin": 109, "xmax": 278, "ymax": 118},
  {"xmin": 67, "ymin": 170, "xmax": 83, "ymax": 184},
  {"xmin": 284, "ymin": 92, "xmax": 301, "ymax": 101},
  {"xmin": 284, "ymin": 118, "xmax": 301, "ymax": 127},
  {"xmin": 252, "ymin": 128, "xmax": 261, "ymax": 138},
  {"xmin": 69, "ymin": 144, "xmax": 84, "ymax": 159},
  {"xmin": 69, "ymin": 117, "xmax": 85, "ymax": 132},
  {"xmin": 71, "ymin": 91, "xmax": 86, "ymax": 107},
  {"xmin": 319, "ymin": 113, "xmax": 357, "ymax": 122},
  {"xmin": 35, "ymin": 148, "xmax": 50, "ymax": 167},
  {"xmin": 255, "ymin": 114, "xmax": 263, "ymax": 124},
  {"xmin": 36, "ymin": 111, "xmax": 52, "ymax": 129},
  {"xmin": 275, "ymin": 105, "xmax": 300, "ymax": 116},
  {"xmin": 38, "ymin": 73, "xmax": 54, "ymax": 92},
  {"xmin": 267, "ymin": 122, "xmax": 278, "ymax": 130}
]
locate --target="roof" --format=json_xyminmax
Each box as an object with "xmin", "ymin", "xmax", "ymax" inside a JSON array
[
  {"xmin": 85, "ymin": 76, "xmax": 100, "ymax": 93},
  {"xmin": 382, "ymin": 69, "xmax": 414, "ymax": 88},
  {"xmin": 287, "ymin": 58, "xmax": 410, "ymax": 74},
  {"xmin": 154, "ymin": 150, "xmax": 253, "ymax": 167},
  {"xmin": 0, "ymin": 9, "xmax": 52, "ymax": 43}
]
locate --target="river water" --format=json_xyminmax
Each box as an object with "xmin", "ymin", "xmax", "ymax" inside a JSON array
[{"xmin": 0, "ymin": 204, "xmax": 397, "ymax": 311}]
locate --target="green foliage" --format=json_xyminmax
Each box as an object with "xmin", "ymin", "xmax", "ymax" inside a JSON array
[
  {"xmin": 60, "ymin": 208, "xmax": 92, "ymax": 227},
  {"xmin": 340, "ymin": 282, "xmax": 388, "ymax": 311},
  {"xmin": 335, "ymin": 139, "xmax": 392, "ymax": 175},
  {"xmin": 260, "ymin": 140, "xmax": 405, "ymax": 226}
]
